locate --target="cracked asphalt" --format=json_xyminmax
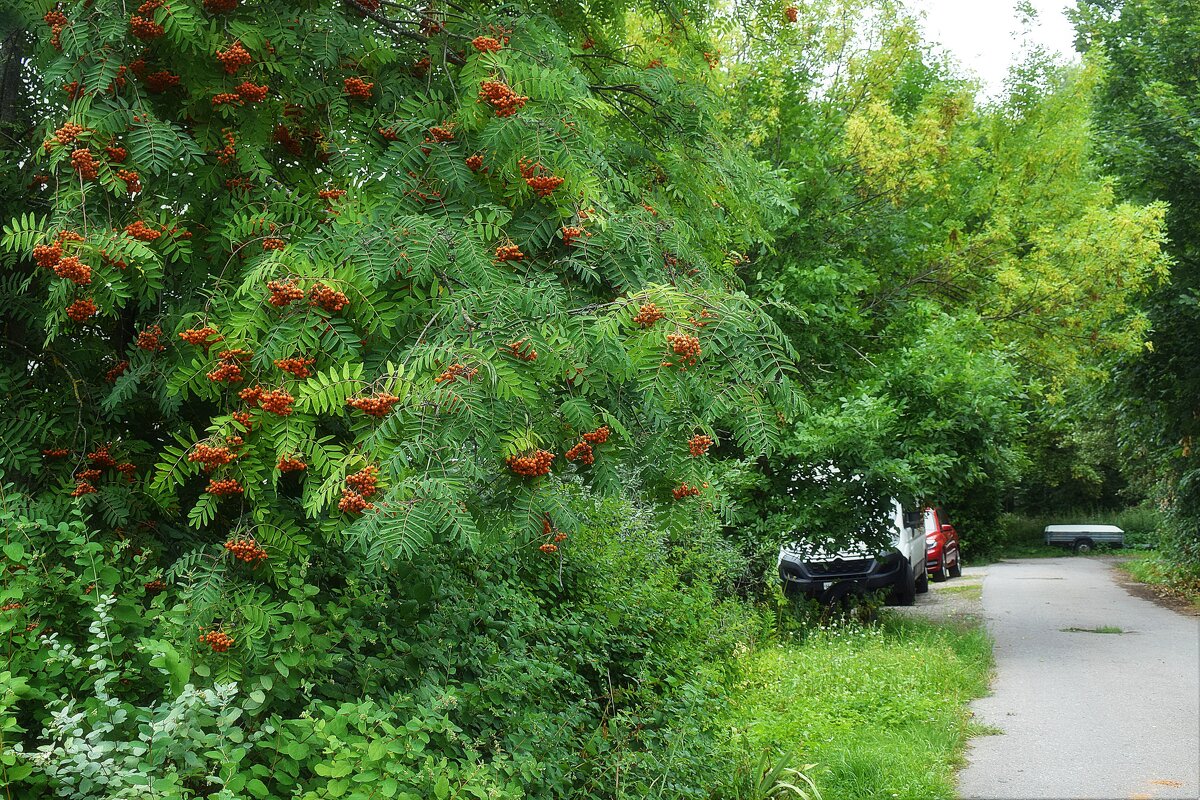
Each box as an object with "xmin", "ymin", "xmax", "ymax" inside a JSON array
[{"xmin": 956, "ymin": 557, "xmax": 1199, "ymax": 800}]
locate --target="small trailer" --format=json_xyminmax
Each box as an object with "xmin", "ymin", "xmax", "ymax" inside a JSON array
[{"xmin": 1043, "ymin": 524, "xmax": 1124, "ymax": 554}]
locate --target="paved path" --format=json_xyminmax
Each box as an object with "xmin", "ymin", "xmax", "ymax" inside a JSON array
[{"xmin": 957, "ymin": 558, "xmax": 1200, "ymax": 800}]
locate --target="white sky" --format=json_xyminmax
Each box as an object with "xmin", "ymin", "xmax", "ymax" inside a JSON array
[{"xmin": 908, "ymin": 0, "xmax": 1080, "ymax": 97}]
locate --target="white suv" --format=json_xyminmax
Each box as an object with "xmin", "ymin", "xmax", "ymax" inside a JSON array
[{"xmin": 778, "ymin": 498, "xmax": 929, "ymax": 605}]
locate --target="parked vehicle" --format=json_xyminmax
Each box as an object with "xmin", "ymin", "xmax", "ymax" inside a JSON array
[
  {"xmin": 778, "ymin": 498, "xmax": 929, "ymax": 606},
  {"xmin": 1044, "ymin": 524, "xmax": 1124, "ymax": 554},
  {"xmin": 924, "ymin": 507, "xmax": 962, "ymax": 581}
]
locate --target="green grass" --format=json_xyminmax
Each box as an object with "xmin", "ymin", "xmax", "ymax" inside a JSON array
[
  {"xmin": 1117, "ymin": 551, "xmax": 1200, "ymax": 608},
  {"xmin": 937, "ymin": 583, "xmax": 983, "ymax": 599},
  {"xmin": 726, "ymin": 614, "xmax": 993, "ymax": 800},
  {"xmin": 1060, "ymin": 625, "xmax": 1125, "ymax": 634}
]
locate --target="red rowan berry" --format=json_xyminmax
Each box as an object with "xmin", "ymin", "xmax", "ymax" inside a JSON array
[
  {"xmin": 345, "ymin": 465, "xmax": 379, "ymax": 497},
  {"xmin": 67, "ymin": 298, "xmax": 97, "ymax": 322},
  {"xmin": 55, "ymin": 122, "xmax": 85, "ymax": 146},
  {"xmin": 130, "ymin": 14, "xmax": 164, "ymax": 39},
  {"xmin": 478, "ymin": 79, "xmax": 527, "ymax": 117},
  {"xmin": 235, "ymin": 81, "xmax": 268, "ymax": 103},
  {"xmin": 428, "ymin": 124, "xmax": 455, "ymax": 142},
  {"xmin": 1, "ymin": 602, "xmax": 22, "ymax": 612},
  {"xmin": 232, "ymin": 410, "xmax": 253, "ymax": 429},
  {"xmin": 106, "ymin": 145, "xmax": 127, "ymax": 162},
  {"xmin": 582, "ymin": 36, "xmax": 595, "ymax": 50},
  {"xmin": 274, "ymin": 355, "xmax": 314, "ymax": 378},
  {"xmin": 207, "ymin": 362, "xmax": 243, "ymax": 383},
  {"xmin": 216, "ymin": 42, "xmax": 252, "ymax": 74},
  {"xmin": 115, "ymin": 462, "xmax": 137, "ymax": 478},
  {"xmin": 199, "ymin": 628, "xmax": 234, "ymax": 652},
  {"xmin": 262, "ymin": 237, "xmax": 286, "ymax": 250},
  {"xmin": 124, "ymin": 220, "xmax": 161, "ymax": 242},
  {"xmin": 672, "ymin": 482, "xmax": 701, "ymax": 500},
  {"xmin": 379, "ymin": 127, "xmax": 399, "ymax": 141},
  {"xmin": 212, "ymin": 92, "xmax": 243, "ymax": 107},
  {"xmin": 317, "ymin": 188, "xmax": 346, "ymax": 201},
  {"xmin": 43, "ymin": 448, "xmax": 70, "ymax": 458},
  {"xmin": 204, "ymin": 0, "xmax": 238, "ymax": 11},
  {"xmin": 554, "ymin": 532, "xmax": 567, "ymax": 542},
  {"xmin": 267, "ymin": 279, "xmax": 304, "ymax": 307},
  {"xmin": 53, "ymin": 255, "xmax": 91, "ymax": 285},
  {"xmin": 57, "ymin": 230, "xmax": 85, "ymax": 243},
  {"xmin": 505, "ymin": 338, "xmax": 538, "ymax": 361},
  {"xmin": 582, "ymin": 425, "xmax": 610, "ymax": 445},
  {"xmin": 278, "ymin": 455, "xmax": 307, "ymax": 472},
  {"xmin": 472, "ymin": 36, "xmax": 503, "ymax": 52},
  {"xmin": 435, "ymin": 363, "xmax": 477, "ymax": 384},
  {"xmin": 258, "ymin": 389, "xmax": 295, "ymax": 416},
  {"xmin": 565, "ymin": 441, "xmax": 594, "ymax": 465},
  {"xmin": 412, "ymin": 56, "xmax": 430, "ymax": 77},
  {"xmin": 33, "ymin": 242, "xmax": 63, "ymax": 269},
  {"xmin": 206, "ymin": 477, "xmax": 244, "ymax": 497},
  {"xmin": 144, "ymin": 70, "xmax": 179, "ymax": 93},
  {"xmin": 70, "ymin": 148, "xmax": 98, "ymax": 181},
  {"xmin": 70, "ymin": 481, "xmax": 98, "ymax": 497},
  {"xmin": 309, "ymin": 283, "xmax": 349, "ymax": 312},
  {"xmin": 224, "ymin": 537, "xmax": 267, "ymax": 564},
  {"xmin": 239, "ymin": 386, "xmax": 263, "ymax": 407},
  {"xmin": 665, "ymin": 332, "xmax": 702, "ymax": 367},
  {"xmin": 560, "ymin": 225, "xmax": 589, "ymax": 246},
  {"xmin": 87, "ymin": 445, "xmax": 116, "ymax": 468},
  {"xmin": 506, "ymin": 449, "xmax": 555, "ymax": 477},
  {"xmin": 346, "ymin": 393, "xmax": 399, "ymax": 417},
  {"xmin": 517, "ymin": 158, "xmax": 563, "ymax": 197},
  {"xmin": 539, "ymin": 542, "xmax": 558, "ymax": 553},
  {"xmin": 465, "ymin": 153, "xmax": 484, "ymax": 172},
  {"xmin": 189, "ymin": 443, "xmax": 235, "ymax": 471},
  {"xmin": 688, "ymin": 433, "xmax": 714, "ymax": 457},
  {"xmin": 144, "ymin": 579, "xmax": 166, "ymax": 593},
  {"xmin": 76, "ymin": 468, "xmax": 102, "ymax": 481},
  {"xmin": 495, "ymin": 243, "xmax": 524, "ymax": 262},
  {"xmin": 136, "ymin": 324, "xmax": 166, "ymax": 352},
  {"xmin": 785, "ymin": 5, "xmax": 798, "ymax": 22},
  {"xmin": 338, "ymin": 489, "xmax": 374, "ymax": 514},
  {"xmin": 179, "ymin": 326, "xmax": 221, "ymax": 350},
  {"xmin": 115, "ymin": 169, "xmax": 141, "ymax": 193},
  {"xmin": 633, "ymin": 302, "xmax": 665, "ymax": 328},
  {"xmin": 343, "ymin": 77, "xmax": 374, "ymax": 98}
]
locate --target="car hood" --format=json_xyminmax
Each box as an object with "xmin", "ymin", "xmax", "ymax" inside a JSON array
[{"xmin": 779, "ymin": 541, "xmax": 878, "ymax": 563}]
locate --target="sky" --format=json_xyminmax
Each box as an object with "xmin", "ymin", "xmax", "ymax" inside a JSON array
[{"xmin": 908, "ymin": 0, "xmax": 1081, "ymax": 97}]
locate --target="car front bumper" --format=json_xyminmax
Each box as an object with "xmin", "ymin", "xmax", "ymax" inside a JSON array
[{"xmin": 779, "ymin": 552, "xmax": 904, "ymax": 597}]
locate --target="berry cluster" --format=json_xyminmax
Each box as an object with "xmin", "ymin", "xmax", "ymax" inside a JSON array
[
  {"xmin": 53, "ymin": 255, "xmax": 91, "ymax": 285},
  {"xmin": 539, "ymin": 542, "xmax": 558, "ymax": 553},
  {"xmin": 212, "ymin": 92, "xmax": 242, "ymax": 107},
  {"xmin": 344, "ymin": 77, "xmax": 374, "ymax": 98},
  {"xmin": 478, "ymin": 80, "xmax": 527, "ymax": 117},
  {"xmin": 204, "ymin": 0, "xmax": 238, "ymax": 11},
  {"xmin": 55, "ymin": 122, "xmax": 85, "ymax": 146},
  {"xmin": 207, "ymin": 348, "xmax": 247, "ymax": 383},
  {"xmin": 106, "ymin": 145, "xmax": 127, "ymax": 162},
  {"xmin": 347, "ymin": 393, "xmax": 400, "ymax": 417},
  {"xmin": 275, "ymin": 356, "xmax": 314, "ymax": 378},
  {"xmin": 506, "ymin": 449, "xmax": 555, "ymax": 477},
  {"xmin": 258, "ymin": 389, "xmax": 295, "ymax": 416},
  {"xmin": 495, "ymin": 243, "xmax": 524, "ymax": 262},
  {"xmin": 561, "ymin": 226, "xmax": 590, "ymax": 247},
  {"xmin": 785, "ymin": 5, "xmax": 798, "ymax": 23},
  {"xmin": 216, "ymin": 42, "xmax": 252, "ymax": 74},
  {"xmin": 232, "ymin": 410, "xmax": 252, "ymax": 429},
  {"xmin": 116, "ymin": 169, "xmax": 141, "ymax": 193},
  {"xmin": 428, "ymin": 124, "xmax": 455, "ymax": 142},
  {"xmin": 130, "ymin": 11, "xmax": 164, "ymax": 39},
  {"xmin": 125, "ymin": 220, "xmax": 161, "ymax": 242},
  {"xmin": 435, "ymin": 363, "xmax": 478, "ymax": 384},
  {"xmin": 179, "ymin": 326, "xmax": 221, "ymax": 350},
  {"xmin": 206, "ymin": 477, "xmax": 244, "ymax": 497},
  {"xmin": 339, "ymin": 466, "xmax": 379, "ymax": 514},
  {"xmin": 33, "ymin": 242, "xmax": 62, "ymax": 268},
  {"xmin": 262, "ymin": 237, "xmax": 286, "ymax": 250},
  {"xmin": 199, "ymin": 629, "xmax": 234, "ymax": 652},
  {"xmin": 70, "ymin": 148, "xmax": 98, "ymax": 181},
  {"xmin": 145, "ymin": 70, "xmax": 180, "ymax": 93},
  {"xmin": 43, "ymin": 448, "xmax": 70, "ymax": 458},
  {"xmin": 1, "ymin": 602, "xmax": 22, "ymax": 612},
  {"xmin": 189, "ymin": 443, "xmax": 235, "ymax": 471},
  {"xmin": 44, "ymin": 8, "xmax": 69, "ymax": 49},
  {"xmin": 224, "ymin": 537, "xmax": 267, "ymax": 564},
  {"xmin": 518, "ymin": 158, "xmax": 564, "ymax": 197},
  {"xmin": 688, "ymin": 434, "xmax": 714, "ymax": 457},
  {"xmin": 505, "ymin": 339, "xmax": 538, "ymax": 361},
  {"xmin": 310, "ymin": 283, "xmax": 349, "ymax": 312},
  {"xmin": 70, "ymin": 481, "xmax": 98, "ymax": 497},
  {"xmin": 88, "ymin": 445, "xmax": 116, "ymax": 468},
  {"xmin": 582, "ymin": 425, "xmax": 611, "ymax": 445},
  {"xmin": 235, "ymin": 81, "xmax": 268, "ymax": 103},
  {"xmin": 672, "ymin": 482, "xmax": 701, "ymax": 500},
  {"xmin": 471, "ymin": 36, "xmax": 504, "ymax": 52},
  {"xmin": 465, "ymin": 153, "xmax": 484, "ymax": 172},
  {"xmin": 277, "ymin": 455, "xmax": 307, "ymax": 472},
  {"xmin": 267, "ymin": 279, "xmax": 304, "ymax": 306},
  {"xmin": 634, "ymin": 302, "xmax": 665, "ymax": 327},
  {"xmin": 136, "ymin": 324, "xmax": 166, "ymax": 352},
  {"xmin": 378, "ymin": 127, "xmax": 399, "ymax": 141},
  {"xmin": 565, "ymin": 441, "xmax": 594, "ymax": 465},
  {"xmin": 144, "ymin": 579, "xmax": 166, "ymax": 593},
  {"xmin": 67, "ymin": 298, "xmax": 97, "ymax": 322},
  {"xmin": 664, "ymin": 332, "xmax": 702, "ymax": 368},
  {"xmin": 317, "ymin": 188, "xmax": 346, "ymax": 200}
]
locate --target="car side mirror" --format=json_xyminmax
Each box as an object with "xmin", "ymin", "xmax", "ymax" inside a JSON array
[{"xmin": 941, "ymin": 523, "xmax": 954, "ymax": 533}]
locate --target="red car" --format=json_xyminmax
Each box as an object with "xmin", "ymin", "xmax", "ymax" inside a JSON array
[{"xmin": 924, "ymin": 507, "xmax": 962, "ymax": 581}]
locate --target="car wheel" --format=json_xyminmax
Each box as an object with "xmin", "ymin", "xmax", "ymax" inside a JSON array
[
  {"xmin": 932, "ymin": 554, "xmax": 948, "ymax": 582},
  {"xmin": 947, "ymin": 552, "xmax": 962, "ymax": 578},
  {"xmin": 1073, "ymin": 538, "xmax": 1094, "ymax": 555},
  {"xmin": 916, "ymin": 564, "xmax": 929, "ymax": 594},
  {"xmin": 892, "ymin": 561, "xmax": 916, "ymax": 606}
]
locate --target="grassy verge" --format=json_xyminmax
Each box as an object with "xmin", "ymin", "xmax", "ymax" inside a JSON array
[
  {"xmin": 1115, "ymin": 551, "xmax": 1200, "ymax": 608},
  {"xmin": 727, "ymin": 614, "xmax": 993, "ymax": 800}
]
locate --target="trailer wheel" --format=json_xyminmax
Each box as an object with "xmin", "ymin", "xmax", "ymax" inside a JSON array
[{"xmin": 1073, "ymin": 538, "xmax": 1094, "ymax": 555}]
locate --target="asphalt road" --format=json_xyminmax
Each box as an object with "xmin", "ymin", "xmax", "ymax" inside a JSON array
[{"xmin": 957, "ymin": 557, "xmax": 1200, "ymax": 800}]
